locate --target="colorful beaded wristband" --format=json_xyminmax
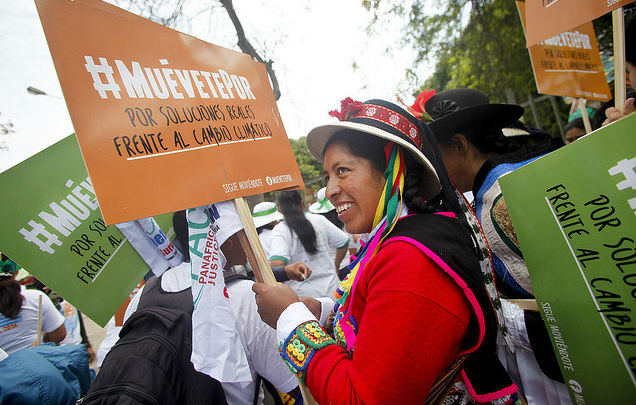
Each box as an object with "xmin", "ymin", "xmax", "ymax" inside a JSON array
[{"xmin": 279, "ymin": 320, "xmax": 335, "ymax": 382}]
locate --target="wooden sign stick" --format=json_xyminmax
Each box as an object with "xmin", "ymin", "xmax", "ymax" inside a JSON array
[
  {"xmin": 578, "ymin": 98, "xmax": 592, "ymax": 134},
  {"xmin": 508, "ymin": 298, "xmax": 539, "ymax": 312},
  {"xmin": 232, "ymin": 197, "xmax": 317, "ymax": 405},
  {"xmin": 35, "ymin": 295, "xmax": 43, "ymax": 346},
  {"xmin": 613, "ymin": 7, "xmax": 626, "ymax": 113},
  {"xmin": 233, "ymin": 197, "xmax": 276, "ymax": 285}
]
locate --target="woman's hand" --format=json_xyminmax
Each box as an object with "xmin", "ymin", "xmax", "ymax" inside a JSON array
[
  {"xmin": 252, "ymin": 282, "xmax": 300, "ymax": 328},
  {"xmin": 603, "ymin": 98, "xmax": 635, "ymax": 126},
  {"xmin": 283, "ymin": 262, "xmax": 312, "ymax": 281},
  {"xmin": 299, "ymin": 296, "xmax": 322, "ymax": 320}
]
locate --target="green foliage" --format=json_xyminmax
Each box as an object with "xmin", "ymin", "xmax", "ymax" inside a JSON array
[
  {"xmin": 288, "ymin": 136, "xmax": 325, "ymax": 192},
  {"xmin": 420, "ymin": 0, "xmax": 535, "ymax": 103},
  {"xmin": 367, "ymin": 0, "xmax": 568, "ymax": 136},
  {"xmin": 367, "ymin": 1, "xmax": 635, "ymax": 138}
]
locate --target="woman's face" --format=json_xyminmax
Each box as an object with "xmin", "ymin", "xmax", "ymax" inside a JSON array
[{"xmin": 323, "ymin": 142, "xmax": 386, "ymax": 234}]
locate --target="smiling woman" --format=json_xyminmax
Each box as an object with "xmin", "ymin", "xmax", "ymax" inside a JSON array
[{"xmin": 252, "ymin": 99, "xmax": 521, "ymax": 404}]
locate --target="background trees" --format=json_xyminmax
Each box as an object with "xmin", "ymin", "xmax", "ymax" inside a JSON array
[{"xmin": 364, "ymin": 0, "xmax": 635, "ymax": 138}]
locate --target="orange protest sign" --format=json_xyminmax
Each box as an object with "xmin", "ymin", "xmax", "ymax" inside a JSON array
[
  {"xmin": 114, "ymin": 279, "xmax": 145, "ymax": 326},
  {"xmin": 524, "ymin": 0, "xmax": 634, "ymax": 46},
  {"xmin": 35, "ymin": 0, "xmax": 304, "ymax": 225},
  {"xmin": 517, "ymin": 2, "xmax": 611, "ymax": 101}
]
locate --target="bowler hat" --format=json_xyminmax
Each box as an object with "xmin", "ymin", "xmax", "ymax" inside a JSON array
[{"xmin": 425, "ymin": 89, "xmax": 523, "ymax": 138}]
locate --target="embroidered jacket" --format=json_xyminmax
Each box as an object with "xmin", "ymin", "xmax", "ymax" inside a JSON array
[{"xmin": 280, "ymin": 214, "xmax": 516, "ymax": 404}]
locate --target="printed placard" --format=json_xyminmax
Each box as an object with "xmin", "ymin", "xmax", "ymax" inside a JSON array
[
  {"xmin": 524, "ymin": 0, "xmax": 635, "ymax": 46},
  {"xmin": 499, "ymin": 115, "xmax": 636, "ymax": 404},
  {"xmin": 0, "ymin": 135, "xmax": 150, "ymax": 327},
  {"xmin": 35, "ymin": 0, "xmax": 303, "ymax": 225},
  {"xmin": 517, "ymin": 2, "xmax": 611, "ymax": 101}
]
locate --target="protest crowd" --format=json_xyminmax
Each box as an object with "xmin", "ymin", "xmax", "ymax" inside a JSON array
[{"xmin": 1, "ymin": 2, "xmax": 635, "ymax": 405}]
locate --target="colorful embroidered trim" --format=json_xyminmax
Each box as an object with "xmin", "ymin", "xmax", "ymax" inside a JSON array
[
  {"xmin": 456, "ymin": 188, "xmax": 513, "ymax": 352},
  {"xmin": 279, "ymin": 320, "xmax": 335, "ymax": 382},
  {"xmin": 349, "ymin": 104, "xmax": 422, "ymax": 149}
]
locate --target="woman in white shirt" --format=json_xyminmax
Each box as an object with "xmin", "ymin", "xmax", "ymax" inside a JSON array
[
  {"xmin": 0, "ymin": 270, "xmax": 66, "ymax": 355},
  {"xmin": 269, "ymin": 190, "xmax": 349, "ymax": 298},
  {"xmin": 252, "ymin": 201, "xmax": 284, "ymax": 258}
]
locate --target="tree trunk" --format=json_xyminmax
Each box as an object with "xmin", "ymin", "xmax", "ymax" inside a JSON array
[{"xmin": 219, "ymin": 0, "xmax": 281, "ymax": 100}]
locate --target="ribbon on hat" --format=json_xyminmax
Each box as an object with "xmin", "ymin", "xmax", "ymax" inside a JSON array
[
  {"xmin": 328, "ymin": 98, "xmax": 423, "ymax": 150},
  {"xmin": 428, "ymin": 99, "xmax": 460, "ymax": 120},
  {"xmin": 316, "ymin": 197, "xmax": 333, "ymax": 212},
  {"xmin": 333, "ymin": 143, "xmax": 405, "ymax": 351},
  {"xmin": 252, "ymin": 207, "xmax": 278, "ymax": 217}
]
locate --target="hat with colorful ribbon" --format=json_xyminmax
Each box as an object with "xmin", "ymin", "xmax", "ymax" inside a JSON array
[{"xmin": 306, "ymin": 98, "xmax": 441, "ymax": 201}]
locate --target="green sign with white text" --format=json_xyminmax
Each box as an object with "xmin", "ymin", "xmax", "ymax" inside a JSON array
[
  {"xmin": 0, "ymin": 135, "xmax": 149, "ymax": 326},
  {"xmin": 500, "ymin": 114, "xmax": 636, "ymax": 404}
]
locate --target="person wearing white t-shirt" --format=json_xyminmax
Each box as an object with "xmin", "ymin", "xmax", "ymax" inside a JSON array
[
  {"xmin": 0, "ymin": 272, "xmax": 66, "ymax": 355},
  {"xmin": 123, "ymin": 210, "xmax": 298, "ymax": 405},
  {"xmin": 270, "ymin": 190, "xmax": 349, "ymax": 298},
  {"xmin": 252, "ymin": 201, "xmax": 284, "ymax": 258}
]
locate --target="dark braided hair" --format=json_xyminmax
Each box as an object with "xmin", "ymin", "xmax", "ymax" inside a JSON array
[
  {"xmin": 278, "ymin": 190, "xmax": 318, "ymax": 254},
  {"xmin": 0, "ymin": 276, "xmax": 23, "ymax": 319},
  {"xmin": 324, "ymin": 130, "xmax": 449, "ymax": 215}
]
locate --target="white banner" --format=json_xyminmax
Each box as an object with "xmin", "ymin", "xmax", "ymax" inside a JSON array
[
  {"xmin": 187, "ymin": 205, "xmax": 250, "ymax": 382},
  {"xmin": 115, "ymin": 220, "xmax": 169, "ymax": 276},
  {"xmin": 137, "ymin": 216, "xmax": 183, "ymax": 267}
]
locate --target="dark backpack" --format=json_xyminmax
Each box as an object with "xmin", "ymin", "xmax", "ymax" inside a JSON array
[{"xmin": 77, "ymin": 276, "xmax": 227, "ymax": 405}]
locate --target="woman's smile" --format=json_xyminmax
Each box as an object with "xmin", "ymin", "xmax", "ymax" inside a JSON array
[{"xmin": 323, "ymin": 142, "xmax": 385, "ymax": 234}]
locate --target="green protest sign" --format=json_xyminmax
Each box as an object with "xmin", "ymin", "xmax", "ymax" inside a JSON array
[
  {"xmin": 499, "ymin": 114, "xmax": 636, "ymax": 404},
  {"xmin": 0, "ymin": 135, "xmax": 149, "ymax": 326}
]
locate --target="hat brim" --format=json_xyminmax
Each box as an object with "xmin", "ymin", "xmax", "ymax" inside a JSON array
[
  {"xmin": 429, "ymin": 104, "xmax": 524, "ymax": 136},
  {"xmin": 307, "ymin": 121, "xmax": 441, "ymax": 200},
  {"xmin": 253, "ymin": 211, "xmax": 284, "ymax": 229}
]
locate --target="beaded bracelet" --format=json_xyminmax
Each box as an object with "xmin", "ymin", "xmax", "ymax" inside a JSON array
[{"xmin": 279, "ymin": 320, "xmax": 335, "ymax": 382}]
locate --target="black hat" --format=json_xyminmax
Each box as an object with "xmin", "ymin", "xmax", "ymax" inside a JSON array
[
  {"xmin": 306, "ymin": 98, "xmax": 441, "ymax": 200},
  {"xmin": 424, "ymin": 89, "xmax": 524, "ymax": 137}
]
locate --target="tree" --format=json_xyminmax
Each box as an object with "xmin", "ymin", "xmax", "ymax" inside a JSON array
[
  {"xmin": 288, "ymin": 136, "xmax": 324, "ymax": 193},
  {"xmin": 218, "ymin": 0, "xmax": 280, "ymax": 100},
  {"xmin": 365, "ymin": 0, "xmax": 568, "ymax": 135},
  {"xmin": 114, "ymin": 0, "xmax": 282, "ymax": 99},
  {"xmin": 367, "ymin": 1, "xmax": 635, "ymax": 137}
]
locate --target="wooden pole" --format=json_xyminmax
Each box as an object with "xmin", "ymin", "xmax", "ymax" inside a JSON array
[
  {"xmin": 527, "ymin": 93, "xmax": 542, "ymax": 130},
  {"xmin": 549, "ymin": 95, "xmax": 565, "ymax": 137},
  {"xmin": 578, "ymin": 98, "xmax": 592, "ymax": 134},
  {"xmin": 508, "ymin": 298, "xmax": 538, "ymax": 312},
  {"xmin": 35, "ymin": 295, "xmax": 42, "ymax": 346},
  {"xmin": 233, "ymin": 197, "xmax": 276, "ymax": 286},
  {"xmin": 613, "ymin": 8, "xmax": 626, "ymax": 113},
  {"xmin": 232, "ymin": 197, "xmax": 317, "ymax": 404}
]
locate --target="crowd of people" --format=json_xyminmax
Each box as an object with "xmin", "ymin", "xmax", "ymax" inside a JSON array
[{"xmin": 1, "ymin": 44, "xmax": 634, "ymax": 403}]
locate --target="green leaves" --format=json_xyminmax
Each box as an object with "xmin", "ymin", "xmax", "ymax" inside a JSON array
[{"xmin": 289, "ymin": 136, "xmax": 325, "ymax": 191}]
